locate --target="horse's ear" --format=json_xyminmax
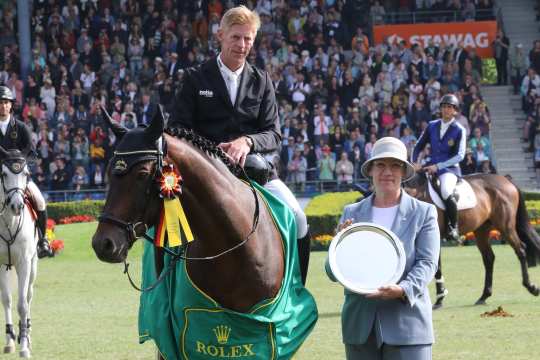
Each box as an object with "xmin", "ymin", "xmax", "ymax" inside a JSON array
[
  {"xmin": 101, "ymin": 105, "xmax": 127, "ymax": 140},
  {"xmin": 0, "ymin": 145, "xmax": 7, "ymax": 159},
  {"xmin": 144, "ymin": 105, "xmax": 165, "ymax": 141}
]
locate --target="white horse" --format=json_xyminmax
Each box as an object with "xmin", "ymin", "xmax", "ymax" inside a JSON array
[{"xmin": 0, "ymin": 146, "xmax": 38, "ymax": 358}]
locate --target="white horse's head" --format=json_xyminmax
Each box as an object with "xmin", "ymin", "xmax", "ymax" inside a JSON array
[{"xmin": 0, "ymin": 146, "xmax": 29, "ymax": 217}]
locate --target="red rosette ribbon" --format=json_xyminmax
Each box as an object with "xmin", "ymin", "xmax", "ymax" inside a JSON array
[{"xmin": 158, "ymin": 164, "xmax": 183, "ymax": 199}]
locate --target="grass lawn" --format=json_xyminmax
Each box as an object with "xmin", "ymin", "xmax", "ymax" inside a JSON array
[{"xmin": 7, "ymin": 222, "xmax": 540, "ymax": 359}]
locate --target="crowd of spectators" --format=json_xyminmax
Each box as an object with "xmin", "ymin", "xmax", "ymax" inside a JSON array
[
  {"xmin": 0, "ymin": 0, "xmax": 496, "ymax": 198},
  {"xmin": 518, "ymin": 39, "xmax": 540, "ymax": 177},
  {"xmin": 369, "ymin": 0, "xmax": 495, "ymax": 25}
]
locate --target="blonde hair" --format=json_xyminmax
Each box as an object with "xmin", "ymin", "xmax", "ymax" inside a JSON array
[{"xmin": 219, "ymin": 5, "xmax": 261, "ymax": 33}]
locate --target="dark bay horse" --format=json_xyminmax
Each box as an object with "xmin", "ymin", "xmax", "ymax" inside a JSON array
[
  {"xmin": 92, "ymin": 109, "xmax": 317, "ymax": 359},
  {"xmin": 404, "ymin": 173, "xmax": 540, "ymax": 308},
  {"xmin": 91, "ymin": 111, "xmax": 284, "ymax": 310}
]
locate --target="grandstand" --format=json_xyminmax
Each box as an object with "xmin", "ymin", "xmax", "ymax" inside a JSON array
[{"xmin": 1, "ymin": 0, "xmax": 538, "ymax": 200}]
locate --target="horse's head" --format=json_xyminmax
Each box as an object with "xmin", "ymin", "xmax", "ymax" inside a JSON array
[
  {"xmin": 0, "ymin": 146, "xmax": 29, "ymax": 217},
  {"xmin": 92, "ymin": 106, "xmax": 165, "ymax": 263}
]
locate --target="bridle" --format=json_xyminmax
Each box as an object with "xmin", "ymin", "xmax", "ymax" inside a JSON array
[
  {"xmin": 0, "ymin": 160, "xmax": 29, "ymax": 269},
  {"xmin": 97, "ymin": 134, "xmax": 261, "ymax": 292}
]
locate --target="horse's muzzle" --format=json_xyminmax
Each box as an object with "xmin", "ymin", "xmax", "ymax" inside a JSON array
[{"xmin": 92, "ymin": 226, "xmax": 129, "ymax": 263}]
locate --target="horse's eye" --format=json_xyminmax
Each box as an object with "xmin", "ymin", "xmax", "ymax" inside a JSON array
[{"xmin": 137, "ymin": 171, "xmax": 151, "ymax": 180}]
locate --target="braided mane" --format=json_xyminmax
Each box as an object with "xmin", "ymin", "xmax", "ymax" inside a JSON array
[{"xmin": 164, "ymin": 127, "xmax": 241, "ymax": 176}]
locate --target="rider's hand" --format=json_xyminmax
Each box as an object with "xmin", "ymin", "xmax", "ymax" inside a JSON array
[
  {"xmin": 413, "ymin": 163, "xmax": 422, "ymax": 172},
  {"xmin": 424, "ymin": 164, "xmax": 438, "ymax": 175},
  {"xmin": 218, "ymin": 136, "xmax": 251, "ymax": 167}
]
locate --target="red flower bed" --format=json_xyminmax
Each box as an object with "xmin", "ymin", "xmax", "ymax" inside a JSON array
[
  {"xmin": 58, "ymin": 215, "xmax": 96, "ymax": 224},
  {"xmin": 47, "ymin": 219, "xmax": 56, "ymax": 230}
]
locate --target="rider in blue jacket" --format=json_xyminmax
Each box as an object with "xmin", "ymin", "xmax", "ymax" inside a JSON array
[{"xmin": 412, "ymin": 94, "xmax": 467, "ymax": 242}]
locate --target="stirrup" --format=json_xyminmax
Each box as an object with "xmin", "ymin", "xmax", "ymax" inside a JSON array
[
  {"xmin": 37, "ymin": 240, "xmax": 53, "ymax": 258},
  {"xmin": 445, "ymin": 227, "xmax": 460, "ymax": 243}
]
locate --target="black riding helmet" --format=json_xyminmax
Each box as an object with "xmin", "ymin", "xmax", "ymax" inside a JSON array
[
  {"xmin": 440, "ymin": 94, "xmax": 460, "ymax": 109},
  {"xmin": 0, "ymin": 86, "xmax": 15, "ymax": 102}
]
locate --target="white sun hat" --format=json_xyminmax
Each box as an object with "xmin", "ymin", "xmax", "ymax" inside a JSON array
[{"xmin": 361, "ymin": 137, "xmax": 415, "ymax": 181}]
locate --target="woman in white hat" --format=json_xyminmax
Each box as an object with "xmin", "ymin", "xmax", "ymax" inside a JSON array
[{"xmin": 326, "ymin": 137, "xmax": 440, "ymax": 360}]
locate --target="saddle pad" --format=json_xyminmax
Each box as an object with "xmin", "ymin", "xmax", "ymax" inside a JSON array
[
  {"xmin": 428, "ymin": 179, "xmax": 477, "ymax": 211},
  {"xmin": 138, "ymin": 182, "xmax": 318, "ymax": 360}
]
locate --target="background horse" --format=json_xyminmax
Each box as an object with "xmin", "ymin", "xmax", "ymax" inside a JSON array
[
  {"xmin": 92, "ymin": 110, "xmax": 316, "ymax": 359},
  {"xmin": 0, "ymin": 146, "xmax": 38, "ymax": 358},
  {"xmin": 404, "ymin": 172, "xmax": 540, "ymax": 308}
]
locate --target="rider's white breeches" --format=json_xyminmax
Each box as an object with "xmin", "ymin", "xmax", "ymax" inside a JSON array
[
  {"xmin": 26, "ymin": 181, "xmax": 46, "ymax": 211},
  {"xmin": 439, "ymin": 172, "xmax": 458, "ymax": 200},
  {"xmin": 264, "ymin": 179, "xmax": 308, "ymax": 239}
]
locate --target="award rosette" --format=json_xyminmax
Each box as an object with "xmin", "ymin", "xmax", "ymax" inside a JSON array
[
  {"xmin": 158, "ymin": 164, "xmax": 182, "ymax": 199},
  {"xmin": 154, "ymin": 164, "xmax": 193, "ymax": 247},
  {"xmin": 328, "ymin": 222, "xmax": 406, "ymax": 294}
]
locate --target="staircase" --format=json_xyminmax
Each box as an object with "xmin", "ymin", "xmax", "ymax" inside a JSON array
[
  {"xmin": 480, "ymin": 0, "xmax": 540, "ymax": 189},
  {"xmin": 482, "ymin": 85, "xmax": 537, "ymax": 189},
  {"xmin": 497, "ymin": 0, "xmax": 539, "ymax": 55}
]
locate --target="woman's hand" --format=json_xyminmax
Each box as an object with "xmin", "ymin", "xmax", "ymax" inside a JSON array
[
  {"xmin": 365, "ymin": 285, "xmax": 406, "ymax": 300},
  {"xmin": 335, "ymin": 219, "xmax": 353, "ymax": 234}
]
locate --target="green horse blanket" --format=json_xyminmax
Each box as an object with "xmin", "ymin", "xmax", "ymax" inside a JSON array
[{"xmin": 138, "ymin": 183, "xmax": 318, "ymax": 359}]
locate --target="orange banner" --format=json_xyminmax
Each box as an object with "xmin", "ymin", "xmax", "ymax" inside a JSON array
[{"xmin": 373, "ymin": 21, "xmax": 497, "ymax": 58}]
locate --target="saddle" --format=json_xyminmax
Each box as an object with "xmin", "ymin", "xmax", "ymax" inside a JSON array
[
  {"xmin": 23, "ymin": 188, "xmax": 38, "ymax": 222},
  {"xmin": 243, "ymin": 153, "xmax": 273, "ymax": 185},
  {"xmin": 428, "ymin": 175, "xmax": 477, "ymax": 211}
]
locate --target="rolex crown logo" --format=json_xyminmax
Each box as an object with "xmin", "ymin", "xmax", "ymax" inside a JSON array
[{"xmin": 213, "ymin": 325, "xmax": 231, "ymax": 344}]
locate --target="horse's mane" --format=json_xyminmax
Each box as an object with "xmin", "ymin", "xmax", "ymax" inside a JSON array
[{"xmin": 164, "ymin": 127, "xmax": 241, "ymax": 176}]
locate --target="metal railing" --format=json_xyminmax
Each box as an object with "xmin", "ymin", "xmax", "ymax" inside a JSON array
[
  {"xmin": 371, "ymin": 9, "xmax": 496, "ymax": 26},
  {"xmin": 44, "ymin": 188, "xmax": 106, "ymax": 202},
  {"xmin": 43, "ymin": 177, "xmax": 371, "ymax": 202}
]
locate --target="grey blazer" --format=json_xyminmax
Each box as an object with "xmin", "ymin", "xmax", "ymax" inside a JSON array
[{"xmin": 326, "ymin": 191, "xmax": 440, "ymax": 346}]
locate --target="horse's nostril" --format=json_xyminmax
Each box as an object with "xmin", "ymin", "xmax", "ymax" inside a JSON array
[{"xmin": 103, "ymin": 238, "xmax": 115, "ymax": 253}]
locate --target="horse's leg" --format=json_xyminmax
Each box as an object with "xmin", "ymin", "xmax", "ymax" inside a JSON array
[
  {"xmin": 0, "ymin": 269, "xmax": 15, "ymax": 354},
  {"xmin": 474, "ymin": 225, "xmax": 494, "ymax": 305},
  {"xmin": 15, "ymin": 261, "xmax": 31, "ymax": 358},
  {"xmin": 506, "ymin": 227, "xmax": 540, "ymax": 296},
  {"xmin": 25, "ymin": 255, "xmax": 38, "ymax": 336},
  {"xmin": 432, "ymin": 255, "xmax": 448, "ymax": 310}
]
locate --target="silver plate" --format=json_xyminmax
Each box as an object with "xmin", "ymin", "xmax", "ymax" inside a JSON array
[{"xmin": 328, "ymin": 222, "xmax": 406, "ymax": 294}]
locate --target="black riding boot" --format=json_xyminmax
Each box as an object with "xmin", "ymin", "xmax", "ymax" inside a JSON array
[
  {"xmin": 444, "ymin": 195, "xmax": 459, "ymax": 242},
  {"xmin": 36, "ymin": 210, "xmax": 53, "ymax": 258},
  {"xmin": 297, "ymin": 229, "xmax": 311, "ymax": 286}
]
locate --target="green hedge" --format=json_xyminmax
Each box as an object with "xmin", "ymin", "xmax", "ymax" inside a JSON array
[
  {"xmin": 305, "ymin": 191, "xmax": 362, "ymax": 236},
  {"xmin": 48, "ymin": 200, "xmax": 104, "ymax": 221},
  {"xmin": 524, "ymin": 192, "xmax": 540, "ymax": 201}
]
